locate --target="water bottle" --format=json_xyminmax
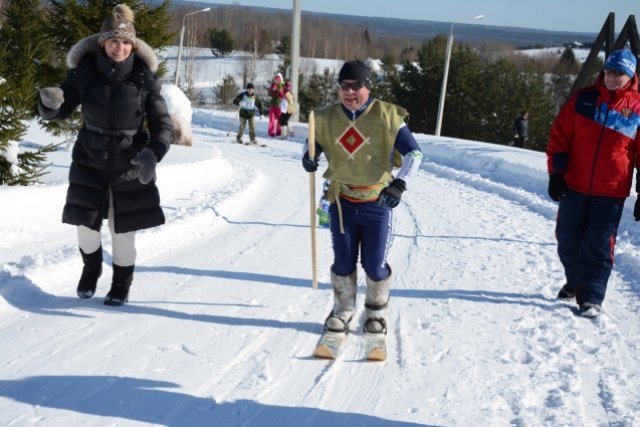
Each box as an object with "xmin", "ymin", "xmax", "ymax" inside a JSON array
[{"xmin": 317, "ymin": 181, "xmax": 331, "ymax": 228}]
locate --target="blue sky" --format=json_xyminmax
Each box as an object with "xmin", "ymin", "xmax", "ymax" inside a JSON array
[{"xmin": 196, "ymin": 0, "xmax": 638, "ymax": 33}]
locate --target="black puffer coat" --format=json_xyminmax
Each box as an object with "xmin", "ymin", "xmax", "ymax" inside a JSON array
[{"xmin": 53, "ymin": 35, "xmax": 172, "ymax": 233}]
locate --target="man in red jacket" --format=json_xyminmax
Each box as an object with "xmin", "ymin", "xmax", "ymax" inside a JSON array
[{"xmin": 546, "ymin": 49, "xmax": 640, "ymax": 318}]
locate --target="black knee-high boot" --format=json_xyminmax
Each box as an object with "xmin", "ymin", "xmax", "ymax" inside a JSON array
[
  {"xmin": 77, "ymin": 247, "xmax": 103, "ymax": 299},
  {"xmin": 104, "ymin": 264, "xmax": 134, "ymax": 306}
]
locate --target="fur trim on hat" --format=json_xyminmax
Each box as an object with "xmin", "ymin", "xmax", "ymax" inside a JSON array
[{"xmin": 67, "ymin": 33, "xmax": 158, "ymax": 72}]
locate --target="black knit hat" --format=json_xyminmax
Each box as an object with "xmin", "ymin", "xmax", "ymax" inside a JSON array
[
  {"xmin": 246, "ymin": 82, "xmax": 254, "ymax": 89},
  {"xmin": 338, "ymin": 60, "xmax": 372, "ymax": 88}
]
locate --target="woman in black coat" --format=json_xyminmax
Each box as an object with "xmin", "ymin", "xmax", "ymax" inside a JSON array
[{"xmin": 38, "ymin": 4, "xmax": 173, "ymax": 306}]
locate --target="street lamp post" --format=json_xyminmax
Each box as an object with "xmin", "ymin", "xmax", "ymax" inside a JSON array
[
  {"xmin": 291, "ymin": 0, "xmax": 301, "ymax": 121},
  {"xmin": 434, "ymin": 15, "xmax": 484, "ymax": 136},
  {"xmin": 174, "ymin": 7, "xmax": 211, "ymax": 86}
]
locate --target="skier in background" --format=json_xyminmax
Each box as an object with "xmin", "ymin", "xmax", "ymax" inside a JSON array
[
  {"xmin": 232, "ymin": 82, "xmax": 262, "ymax": 145},
  {"xmin": 279, "ymin": 80, "xmax": 295, "ymax": 139},
  {"xmin": 512, "ymin": 110, "xmax": 528, "ymax": 148},
  {"xmin": 546, "ymin": 49, "xmax": 640, "ymax": 318},
  {"xmin": 302, "ymin": 60, "xmax": 423, "ymax": 335},
  {"xmin": 37, "ymin": 4, "xmax": 172, "ymax": 306}
]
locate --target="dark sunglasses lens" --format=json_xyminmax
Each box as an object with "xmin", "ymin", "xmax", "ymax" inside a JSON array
[{"xmin": 339, "ymin": 81, "xmax": 364, "ymax": 90}]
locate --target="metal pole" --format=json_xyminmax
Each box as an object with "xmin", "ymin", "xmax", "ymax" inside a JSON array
[
  {"xmin": 435, "ymin": 23, "xmax": 454, "ymax": 137},
  {"xmin": 174, "ymin": 7, "xmax": 211, "ymax": 86},
  {"xmin": 174, "ymin": 22, "xmax": 186, "ymax": 85},
  {"xmin": 291, "ymin": 0, "xmax": 301, "ymax": 121},
  {"xmin": 434, "ymin": 15, "xmax": 483, "ymax": 136}
]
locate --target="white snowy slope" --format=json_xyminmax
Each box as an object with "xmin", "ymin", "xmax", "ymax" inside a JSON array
[{"xmin": 1, "ymin": 107, "xmax": 640, "ymax": 427}]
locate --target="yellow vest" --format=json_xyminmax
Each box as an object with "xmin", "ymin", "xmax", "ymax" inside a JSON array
[{"xmin": 315, "ymin": 99, "xmax": 408, "ymax": 202}]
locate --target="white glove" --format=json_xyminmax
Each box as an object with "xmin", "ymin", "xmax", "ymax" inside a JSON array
[{"xmin": 39, "ymin": 87, "xmax": 64, "ymax": 110}]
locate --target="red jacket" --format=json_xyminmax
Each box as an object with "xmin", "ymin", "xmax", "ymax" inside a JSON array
[{"xmin": 546, "ymin": 73, "xmax": 640, "ymax": 198}]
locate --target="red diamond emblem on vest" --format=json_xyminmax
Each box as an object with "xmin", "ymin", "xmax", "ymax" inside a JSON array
[{"xmin": 337, "ymin": 126, "xmax": 368, "ymax": 158}]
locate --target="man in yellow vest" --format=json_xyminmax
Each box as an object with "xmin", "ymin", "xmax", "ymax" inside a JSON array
[{"xmin": 303, "ymin": 60, "xmax": 423, "ymax": 335}]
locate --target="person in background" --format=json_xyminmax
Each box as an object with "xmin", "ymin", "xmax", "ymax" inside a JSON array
[
  {"xmin": 37, "ymin": 4, "xmax": 172, "ymax": 306},
  {"xmin": 232, "ymin": 82, "xmax": 262, "ymax": 145},
  {"xmin": 268, "ymin": 73, "xmax": 284, "ymax": 137},
  {"xmin": 279, "ymin": 80, "xmax": 295, "ymax": 139},
  {"xmin": 513, "ymin": 110, "xmax": 528, "ymax": 148},
  {"xmin": 546, "ymin": 49, "xmax": 640, "ymax": 318},
  {"xmin": 302, "ymin": 60, "xmax": 423, "ymax": 335}
]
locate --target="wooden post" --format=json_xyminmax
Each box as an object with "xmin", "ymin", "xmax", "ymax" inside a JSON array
[{"xmin": 308, "ymin": 111, "xmax": 318, "ymax": 289}]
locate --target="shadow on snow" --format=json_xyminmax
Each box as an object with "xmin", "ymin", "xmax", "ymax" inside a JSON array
[{"xmin": 0, "ymin": 375, "xmax": 434, "ymax": 427}]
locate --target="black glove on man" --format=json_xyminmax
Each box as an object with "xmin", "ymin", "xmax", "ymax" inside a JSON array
[
  {"xmin": 548, "ymin": 173, "xmax": 566, "ymax": 202},
  {"xmin": 130, "ymin": 147, "xmax": 157, "ymax": 184},
  {"xmin": 378, "ymin": 178, "xmax": 406, "ymax": 208},
  {"xmin": 302, "ymin": 151, "xmax": 318, "ymax": 172}
]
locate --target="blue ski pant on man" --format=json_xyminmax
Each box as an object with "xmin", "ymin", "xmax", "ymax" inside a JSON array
[
  {"xmin": 329, "ymin": 199, "xmax": 392, "ymax": 281},
  {"xmin": 556, "ymin": 189, "xmax": 625, "ymax": 306}
]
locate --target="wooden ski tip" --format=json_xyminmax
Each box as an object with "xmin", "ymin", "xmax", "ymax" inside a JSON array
[
  {"xmin": 314, "ymin": 345, "xmax": 337, "ymax": 359},
  {"xmin": 366, "ymin": 348, "xmax": 387, "ymax": 361}
]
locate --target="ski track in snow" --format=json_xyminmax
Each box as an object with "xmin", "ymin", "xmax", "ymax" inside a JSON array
[{"xmin": 1, "ymin": 117, "xmax": 639, "ymax": 426}]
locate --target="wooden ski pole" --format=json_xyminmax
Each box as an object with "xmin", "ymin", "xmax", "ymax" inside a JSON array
[{"xmin": 308, "ymin": 111, "xmax": 318, "ymax": 289}]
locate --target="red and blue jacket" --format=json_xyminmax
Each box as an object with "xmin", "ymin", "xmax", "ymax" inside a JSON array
[{"xmin": 547, "ymin": 73, "xmax": 640, "ymax": 198}]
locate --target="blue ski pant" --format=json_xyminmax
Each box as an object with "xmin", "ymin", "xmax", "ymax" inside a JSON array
[
  {"xmin": 329, "ymin": 198, "xmax": 392, "ymax": 281},
  {"xmin": 556, "ymin": 189, "xmax": 625, "ymax": 305}
]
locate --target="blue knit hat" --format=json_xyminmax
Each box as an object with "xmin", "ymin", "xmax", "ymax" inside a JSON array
[{"xmin": 604, "ymin": 50, "xmax": 637, "ymax": 78}]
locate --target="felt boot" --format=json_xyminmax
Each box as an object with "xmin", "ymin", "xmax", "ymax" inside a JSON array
[
  {"xmin": 324, "ymin": 270, "xmax": 357, "ymax": 332},
  {"xmin": 76, "ymin": 247, "xmax": 103, "ymax": 299},
  {"xmin": 363, "ymin": 271, "xmax": 392, "ymax": 334},
  {"xmin": 104, "ymin": 264, "xmax": 134, "ymax": 306}
]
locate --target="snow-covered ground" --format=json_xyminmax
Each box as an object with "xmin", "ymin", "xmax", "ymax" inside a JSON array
[
  {"xmin": 2, "ymin": 105, "xmax": 640, "ymax": 426},
  {"xmin": 2, "ymin": 47, "xmax": 640, "ymax": 426},
  {"xmin": 158, "ymin": 46, "xmax": 345, "ymax": 93}
]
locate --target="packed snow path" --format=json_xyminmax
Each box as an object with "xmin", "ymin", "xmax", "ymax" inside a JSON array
[{"xmin": 1, "ymin": 112, "xmax": 639, "ymax": 426}]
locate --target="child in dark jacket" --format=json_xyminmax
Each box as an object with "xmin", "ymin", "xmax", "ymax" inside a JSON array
[{"xmin": 232, "ymin": 82, "xmax": 262, "ymax": 144}]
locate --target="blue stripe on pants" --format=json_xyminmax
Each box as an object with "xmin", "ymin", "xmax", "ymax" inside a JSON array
[
  {"xmin": 329, "ymin": 198, "xmax": 392, "ymax": 281},
  {"xmin": 556, "ymin": 189, "xmax": 625, "ymax": 305}
]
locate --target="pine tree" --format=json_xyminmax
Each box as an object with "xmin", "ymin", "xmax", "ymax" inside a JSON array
[
  {"xmin": 215, "ymin": 74, "xmax": 238, "ymax": 105},
  {"xmin": 47, "ymin": 0, "xmax": 173, "ymax": 53},
  {"xmin": 0, "ymin": 0, "xmax": 60, "ymax": 185},
  {"xmin": 298, "ymin": 68, "xmax": 338, "ymax": 121},
  {"xmin": 208, "ymin": 28, "xmax": 235, "ymax": 58},
  {"xmin": 371, "ymin": 54, "xmax": 399, "ymax": 104}
]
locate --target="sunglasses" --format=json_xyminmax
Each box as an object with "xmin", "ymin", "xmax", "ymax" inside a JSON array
[{"xmin": 339, "ymin": 81, "xmax": 365, "ymax": 91}]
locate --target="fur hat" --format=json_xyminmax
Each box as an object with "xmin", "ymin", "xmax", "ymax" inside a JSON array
[
  {"xmin": 98, "ymin": 4, "xmax": 136, "ymax": 47},
  {"xmin": 339, "ymin": 60, "xmax": 372, "ymax": 88},
  {"xmin": 604, "ymin": 49, "xmax": 637, "ymax": 78}
]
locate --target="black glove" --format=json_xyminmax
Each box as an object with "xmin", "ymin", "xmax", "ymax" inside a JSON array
[
  {"xmin": 130, "ymin": 147, "xmax": 157, "ymax": 184},
  {"xmin": 548, "ymin": 173, "xmax": 566, "ymax": 202},
  {"xmin": 302, "ymin": 151, "xmax": 319, "ymax": 172},
  {"xmin": 378, "ymin": 178, "xmax": 406, "ymax": 208},
  {"xmin": 634, "ymin": 198, "xmax": 640, "ymax": 221}
]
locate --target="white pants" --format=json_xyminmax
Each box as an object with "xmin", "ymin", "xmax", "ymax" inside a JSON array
[{"xmin": 76, "ymin": 191, "xmax": 136, "ymax": 266}]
